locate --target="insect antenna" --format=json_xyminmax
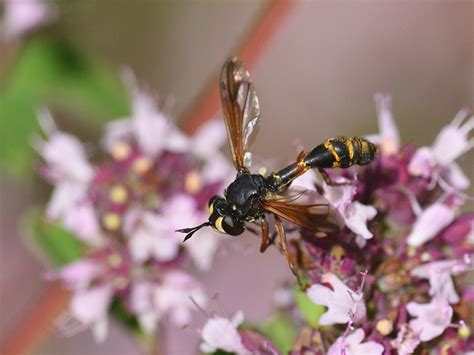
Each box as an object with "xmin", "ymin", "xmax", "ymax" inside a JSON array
[{"xmin": 176, "ymin": 222, "xmax": 210, "ymax": 242}]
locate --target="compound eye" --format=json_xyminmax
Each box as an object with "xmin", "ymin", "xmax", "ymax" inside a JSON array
[{"xmin": 221, "ymin": 215, "xmax": 244, "ymax": 236}]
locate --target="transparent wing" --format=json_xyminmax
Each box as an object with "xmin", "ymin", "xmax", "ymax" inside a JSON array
[
  {"xmin": 262, "ymin": 187, "xmax": 343, "ymax": 234},
  {"xmin": 220, "ymin": 57, "xmax": 261, "ymax": 172}
]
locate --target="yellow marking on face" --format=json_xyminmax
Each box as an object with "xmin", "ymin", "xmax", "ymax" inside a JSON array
[
  {"xmin": 258, "ymin": 167, "xmax": 267, "ymax": 176},
  {"xmin": 214, "ymin": 216, "xmax": 226, "ymax": 233},
  {"xmin": 346, "ymin": 139, "xmax": 354, "ymax": 160},
  {"xmin": 208, "ymin": 202, "xmax": 214, "ymax": 216}
]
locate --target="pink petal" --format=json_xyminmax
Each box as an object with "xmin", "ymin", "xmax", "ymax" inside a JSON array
[
  {"xmin": 307, "ymin": 273, "xmax": 366, "ymax": 326},
  {"xmin": 431, "ymin": 113, "xmax": 473, "ymax": 165},
  {"xmin": 407, "ymin": 299, "xmax": 453, "ymax": 342},
  {"xmin": 344, "ymin": 202, "xmax": 377, "ymax": 240},
  {"xmin": 101, "ymin": 119, "xmax": 133, "ymax": 153},
  {"xmin": 200, "ymin": 313, "xmax": 248, "ymax": 354},
  {"xmin": 46, "ymin": 181, "xmax": 87, "ymax": 220},
  {"xmin": 407, "ymin": 203, "xmax": 455, "ymax": 247},
  {"xmin": 58, "ymin": 260, "xmax": 101, "ymax": 289},
  {"xmin": 70, "ymin": 285, "xmax": 113, "ymax": 324},
  {"xmin": 408, "ymin": 147, "xmax": 435, "ymax": 178},
  {"xmin": 440, "ymin": 162, "xmax": 470, "ymax": 190},
  {"xmin": 374, "ymin": 93, "xmax": 400, "ymax": 155},
  {"xmin": 2, "ymin": 0, "xmax": 56, "ymax": 40},
  {"xmin": 63, "ymin": 202, "xmax": 102, "ymax": 246}
]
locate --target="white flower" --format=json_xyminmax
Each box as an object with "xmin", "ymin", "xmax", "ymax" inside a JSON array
[
  {"xmin": 407, "ymin": 297, "xmax": 453, "ymax": 342},
  {"xmin": 200, "ymin": 311, "xmax": 249, "ymax": 355},
  {"xmin": 307, "ymin": 273, "xmax": 366, "ymax": 325},
  {"xmin": 407, "ymin": 202, "xmax": 455, "ymax": 247},
  {"xmin": 328, "ymin": 328, "xmax": 384, "ymax": 355},
  {"xmin": 409, "ymin": 110, "xmax": 473, "ymax": 190}
]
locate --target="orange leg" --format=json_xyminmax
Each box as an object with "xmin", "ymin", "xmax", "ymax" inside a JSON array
[
  {"xmin": 260, "ymin": 218, "xmax": 270, "ymax": 253},
  {"xmin": 274, "ymin": 214, "xmax": 305, "ymax": 289},
  {"xmin": 318, "ymin": 168, "xmax": 353, "ymax": 186}
]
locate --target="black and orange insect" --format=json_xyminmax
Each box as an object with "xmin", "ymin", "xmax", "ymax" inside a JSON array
[{"xmin": 177, "ymin": 57, "xmax": 377, "ymax": 282}]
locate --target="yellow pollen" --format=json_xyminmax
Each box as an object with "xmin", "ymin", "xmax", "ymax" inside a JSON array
[
  {"xmin": 376, "ymin": 319, "xmax": 393, "ymax": 335},
  {"xmin": 421, "ymin": 252, "xmax": 431, "ymax": 262},
  {"xmin": 185, "ymin": 171, "xmax": 202, "ymax": 194},
  {"xmin": 103, "ymin": 212, "xmax": 121, "ymax": 231},
  {"xmin": 132, "ymin": 157, "xmax": 152, "ymax": 174},
  {"xmin": 330, "ymin": 244, "xmax": 345, "ymax": 259},
  {"xmin": 111, "ymin": 142, "xmax": 131, "ymax": 161},
  {"xmin": 258, "ymin": 167, "xmax": 267, "ymax": 176},
  {"xmin": 407, "ymin": 246, "xmax": 416, "ymax": 257},
  {"xmin": 381, "ymin": 138, "xmax": 398, "ymax": 155},
  {"xmin": 107, "ymin": 253, "xmax": 122, "ymax": 267},
  {"xmin": 109, "ymin": 185, "xmax": 128, "ymax": 204},
  {"xmin": 113, "ymin": 276, "xmax": 128, "ymax": 289},
  {"xmin": 458, "ymin": 325, "xmax": 470, "ymax": 339}
]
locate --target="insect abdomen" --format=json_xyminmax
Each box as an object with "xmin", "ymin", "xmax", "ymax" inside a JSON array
[{"xmin": 303, "ymin": 136, "xmax": 377, "ymax": 169}]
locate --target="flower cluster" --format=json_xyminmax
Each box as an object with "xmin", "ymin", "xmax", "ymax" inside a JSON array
[
  {"xmin": 196, "ymin": 95, "xmax": 473, "ymax": 354},
  {"xmin": 37, "ymin": 70, "xmax": 233, "ymax": 341}
]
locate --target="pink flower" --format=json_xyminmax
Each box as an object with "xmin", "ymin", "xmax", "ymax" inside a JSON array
[
  {"xmin": 63, "ymin": 202, "xmax": 103, "ymax": 246},
  {"xmin": 159, "ymin": 194, "xmax": 219, "ymax": 271},
  {"xmin": 124, "ymin": 210, "xmax": 182, "ymax": 263},
  {"xmin": 407, "ymin": 202, "xmax": 456, "ymax": 247},
  {"xmin": 306, "ymin": 273, "xmax": 366, "ymax": 326},
  {"xmin": 393, "ymin": 324, "xmax": 420, "ymax": 355},
  {"xmin": 130, "ymin": 272, "xmax": 208, "ymax": 332},
  {"xmin": 153, "ymin": 271, "xmax": 207, "ymax": 327},
  {"xmin": 50, "ymin": 259, "xmax": 102, "ymax": 290},
  {"xmin": 411, "ymin": 258, "xmax": 470, "ymax": 304},
  {"xmin": 322, "ymin": 177, "xmax": 377, "ymax": 241},
  {"xmin": 35, "ymin": 110, "xmax": 102, "ymax": 244},
  {"xmin": 409, "ymin": 109, "xmax": 473, "ymax": 190},
  {"xmin": 191, "ymin": 119, "xmax": 234, "ymax": 184},
  {"xmin": 328, "ymin": 328, "xmax": 384, "ymax": 355},
  {"xmin": 1, "ymin": 0, "xmax": 56, "ymax": 40},
  {"xmin": 406, "ymin": 298, "xmax": 453, "ymax": 342},
  {"xmin": 70, "ymin": 285, "xmax": 113, "ymax": 342},
  {"xmin": 102, "ymin": 69, "xmax": 187, "ymax": 158},
  {"xmin": 200, "ymin": 311, "xmax": 249, "ymax": 355},
  {"xmin": 293, "ymin": 172, "xmax": 376, "ymax": 241},
  {"xmin": 366, "ymin": 94, "xmax": 400, "ymax": 155}
]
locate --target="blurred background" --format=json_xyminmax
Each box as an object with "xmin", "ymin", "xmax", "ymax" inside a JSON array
[{"xmin": 0, "ymin": 1, "xmax": 472, "ymax": 354}]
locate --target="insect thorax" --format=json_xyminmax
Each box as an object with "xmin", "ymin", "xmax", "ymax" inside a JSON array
[{"xmin": 224, "ymin": 173, "xmax": 268, "ymax": 219}]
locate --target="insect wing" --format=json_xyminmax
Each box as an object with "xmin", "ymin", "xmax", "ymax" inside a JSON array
[
  {"xmin": 262, "ymin": 187, "xmax": 343, "ymax": 234},
  {"xmin": 220, "ymin": 57, "xmax": 261, "ymax": 171}
]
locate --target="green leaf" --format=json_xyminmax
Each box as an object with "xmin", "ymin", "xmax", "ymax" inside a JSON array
[
  {"xmin": 0, "ymin": 36, "xmax": 129, "ymax": 177},
  {"xmin": 25, "ymin": 208, "xmax": 85, "ymax": 266},
  {"xmin": 294, "ymin": 286, "xmax": 326, "ymax": 328},
  {"xmin": 261, "ymin": 312, "xmax": 297, "ymax": 354},
  {"xmin": 109, "ymin": 299, "xmax": 141, "ymax": 333}
]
